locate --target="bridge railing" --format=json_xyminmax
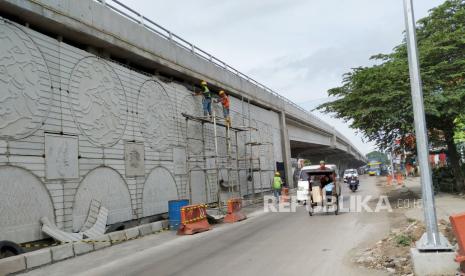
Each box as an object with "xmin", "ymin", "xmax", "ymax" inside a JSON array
[{"xmin": 94, "ymin": 0, "xmax": 363, "ymax": 158}]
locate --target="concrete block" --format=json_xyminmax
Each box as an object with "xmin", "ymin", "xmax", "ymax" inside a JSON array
[
  {"xmin": 93, "ymin": 235, "xmax": 111, "ymax": 250},
  {"xmin": 0, "ymin": 255, "xmax": 26, "ymax": 275},
  {"xmin": 138, "ymin": 224, "xmax": 152, "ymax": 236},
  {"xmin": 161, "ymin": 220, "xmax": 169, "ymax": 229},
  {"xmin": 410, "ymin": 248, "xmax": 458, "ymax": 276},
  {"xmin": 124, "ymin": 227, "xmax": 139, "ymax": 240},
  {"xmin": 73, "ymin": 241, "xmax": 94, "ymax": 255},
  {"xmin": 51, "ymin": 243, "xmax": 74, "ymax": 261},
  {"xmin": 150, "ymin": 221, "xmax": 164, "ymax": 233},
  {"xmin": 24, "ymin": 248, "xmax": 52, "ymax": 268},
  {"xmin": 108, "ymin": 230, "xmax": 126, "ymax": 245}
]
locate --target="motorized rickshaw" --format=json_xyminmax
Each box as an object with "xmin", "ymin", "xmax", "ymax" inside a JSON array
[{"xmin": 300, "ymin": 166, "xmax": 341, "ymax": 216}]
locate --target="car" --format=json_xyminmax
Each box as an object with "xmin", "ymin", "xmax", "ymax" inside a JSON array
[
  {"xmin": 343, "ymin": 169, "xmax": 358, "ymax": 182},
  {"xmin": 368, "ymin": 170, "xmax": 376, "ymax": 176}
]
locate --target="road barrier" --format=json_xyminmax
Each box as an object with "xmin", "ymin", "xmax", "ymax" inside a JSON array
[
  {"xmin": 282, "ymin": 187, "xmax": 290, "ymax": 203},
  {"xmin": 177, "ymin": 204, "xmax": 211, "ymax": 235},
  {"xmin": 224, "ymin": 198, "xmax": 247, "ymax": 223},
  {"xmin": 450, "ymin": 213, "xmax": 465, "ymax": 272},
  {"xmin": 387, "ymin": 175, "xmax": 393, "ymax": 185},
  {"xmin": 396, "ymin": 173, "xmax": 404, "ymax": 185}
]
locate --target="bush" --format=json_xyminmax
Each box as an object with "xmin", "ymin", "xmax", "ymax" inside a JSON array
[
  {"xmin": 396, "ymin": 234, "xmax": 413, "ymax": 247},
  {"xmin": 432, "ymin": 167, "xmax": 456, "ymax": 193}
]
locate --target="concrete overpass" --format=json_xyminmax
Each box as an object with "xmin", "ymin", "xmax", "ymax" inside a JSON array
[{"xmin": 0, "ymin": 0, "xmax": 366, "ymax": 244}]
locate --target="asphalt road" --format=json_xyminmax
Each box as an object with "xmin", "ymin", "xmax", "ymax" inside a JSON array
[{"xmin": 23, "ymin": 176, "xmax": 390, "ymax": 276}]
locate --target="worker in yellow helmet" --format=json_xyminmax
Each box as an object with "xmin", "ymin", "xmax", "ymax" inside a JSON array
[
  {"xmin": 197, "ymin": 80, "xmax": 212, "ymax": 118},
  {"xmin": 273, "ymin": 171, "xmax": 283, "ymax": 202},
  {"xmin": 217, "ymin": 90, "xmax": 231, "ymax": 127}
]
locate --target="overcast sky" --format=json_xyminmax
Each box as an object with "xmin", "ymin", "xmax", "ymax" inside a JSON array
[{"xmin": 121, "ymin": 0, "xmax": 445, "ymax": 154}]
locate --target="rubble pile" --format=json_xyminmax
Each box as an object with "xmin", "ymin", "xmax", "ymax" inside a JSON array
[{"xmin": 353, "ymin": 219, "xmax": 454, "ymax": 276}]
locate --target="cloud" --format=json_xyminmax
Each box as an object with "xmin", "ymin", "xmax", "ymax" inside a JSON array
[{"xmin": 120, "ymin": 0, "xmax": 446, "ymax": 154}]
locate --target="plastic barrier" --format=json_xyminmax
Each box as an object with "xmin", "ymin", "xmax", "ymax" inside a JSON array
[
  {"xmin": 396, "ymin": 173, "xmax": 404, "ymax": 185},
  {"xmin": 224, "ymin": 198, "xmax": 247, "ymax": 223},
  {"xmin": 387, "ymin": 175, "xmax": 393, "ymax": 185},
  {"xmin": 177, "ymin": 204, "xmax": 211, "ymax": 235},
  {"xmin": 450, "ymin": 213, "xmax": 465, "ymax": 272},
  {"xmin": 282, "ymin": 187, "xmax": 290, "ymax": 203}
]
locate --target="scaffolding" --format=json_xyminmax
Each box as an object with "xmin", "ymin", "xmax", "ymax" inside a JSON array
[
  {"xmin": 183, "ymin": 106, "xmax": 248, "ymax": 215},
  {"xmin": 239, "ymin": 140, "xmax": 273, "ymax": 198},
  {"xmin": 183, "ymin": 95, "xmax": 276, "ymax": 214},
  {"xmin": 237, "ymin": 97, "xmax": 275, "ymax": 202}
]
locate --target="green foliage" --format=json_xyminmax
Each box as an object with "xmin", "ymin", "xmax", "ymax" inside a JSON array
[
  {"xmin": 366, "ymin": 151, "xmax": 389, "ymax": 164},
  {"xmin": 318, "ymin": 0, "xmax": 465, "ymax": 190},
  {"xmin": 318, "ymin": 0, "xmax": 465, "ymax": 148},
  {"xmin": 454, "ymin": 115, "xmax": 465, "ymax": 143},
  {"xmin": 303, "ymin": 160, "xmax": 312, "ymax": 166},
  {"xmin": 395, "ymin": 234, "xmax": 413, "ymax": 247},
  {"xmin": 432, "ymin": 166, "xmax": 457, "ymax": 193}
]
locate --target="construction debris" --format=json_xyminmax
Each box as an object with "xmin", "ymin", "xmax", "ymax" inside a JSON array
[{"xmin": 353, "ymin": 219, "xmax": 454, "ymax": 276}]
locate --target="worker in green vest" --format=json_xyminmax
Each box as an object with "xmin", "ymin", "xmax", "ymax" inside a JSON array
[
  {"xmin": 197, "ymin": 80, "xmax": 212, "ymax": 118},
  {"xmin": 273, "ymin": 172, "xmax": 283, "ymax": 202}
]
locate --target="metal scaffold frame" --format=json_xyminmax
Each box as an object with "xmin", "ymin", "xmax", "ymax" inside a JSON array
[
  {"xmin": 238, "ymin": 97, "xmax": 275, "ymax": 201},
  {"xmin": 183, "ymin": 105, "xmax": 247, "ymax": 215}
]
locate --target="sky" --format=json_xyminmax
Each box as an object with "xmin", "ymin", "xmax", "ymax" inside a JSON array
[{"xmin": 121, "ymin": 0, "xmax": 445, "ymax": 154}]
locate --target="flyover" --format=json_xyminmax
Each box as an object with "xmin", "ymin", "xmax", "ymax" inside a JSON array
[
  {"xmin": 0, "ymin": 0, "xmax": 366, "ymax": 244},
  {"xmin": 0, "ymin": 0, "xmax": 366, "ymax": 172}
]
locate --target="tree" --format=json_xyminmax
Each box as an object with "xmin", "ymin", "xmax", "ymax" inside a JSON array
[
  {"xmin": 455, "ymin": 115, "xmax": 465, "ymax": 143},
  {"xmin": 318, "ymin": 0, "xmax": 465, "ymax": 191},
  {"xmin": 303, "ymin": 160, "xmax": 312, "ymax": 166},
  {"xmin": 366, "ymin": 151, "xmax": 389, "ymax": 164}
]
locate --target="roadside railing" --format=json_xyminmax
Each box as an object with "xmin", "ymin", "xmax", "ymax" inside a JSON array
[{"xmin": 94, "ymin": 0, "xmax": 364, "ymax": 158}]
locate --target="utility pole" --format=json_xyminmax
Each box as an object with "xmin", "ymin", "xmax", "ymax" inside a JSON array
[{"xmin": 402, "ymin": 0, "xmax": 451, "ymax": 251}]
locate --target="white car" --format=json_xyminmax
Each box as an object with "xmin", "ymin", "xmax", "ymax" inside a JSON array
[{"xmin": 343, "ymin": 169, "xmax": 358, "ymax": 182}]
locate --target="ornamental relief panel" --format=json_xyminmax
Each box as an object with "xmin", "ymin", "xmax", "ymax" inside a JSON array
[
  {"xmin": 137, "ymin": 80, "xmax": 173, "ymax": 151},
  {"xmin": 68, "ymin": 57, "xmax": 127, "ymax": 147},
  {"xmin": 0, "ymin": 21, "xmax": 52, "ymax": 140}
]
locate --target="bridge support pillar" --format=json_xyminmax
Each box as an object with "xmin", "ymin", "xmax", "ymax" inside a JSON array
[{"xmin": 280, "ymin": 112, "xmax": 294, "ymax": 188}]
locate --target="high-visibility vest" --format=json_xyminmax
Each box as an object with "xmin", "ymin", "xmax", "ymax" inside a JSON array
[
  {"xmin": 220, "ymin": 95, "xmax": 230, "ymax": 109},
  {"xmin": 273, "ymin": 176, "xmax": 282, "ymax": 190},
  {"xmin": 202, "ymin": 86, "xmax": 211, "ymax": 98}
]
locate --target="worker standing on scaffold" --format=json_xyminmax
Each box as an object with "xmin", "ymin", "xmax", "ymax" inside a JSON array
[
  {"xmin": 198, "ymin": 80, "xmax": 212, "ymax": 119},
  {"xmin": 218, "ymin": 90, "xmax": 231, "ymax": 127}
]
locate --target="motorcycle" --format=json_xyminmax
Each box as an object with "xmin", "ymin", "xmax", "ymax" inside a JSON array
[{"xmin": 348, "ymin": 176, "xmax": 359, "ymax": 192}]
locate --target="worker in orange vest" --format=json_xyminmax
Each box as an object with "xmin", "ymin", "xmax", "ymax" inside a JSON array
[{"xmin": 217, "ymin": 90, "xmax": 231, "ymax": 127}]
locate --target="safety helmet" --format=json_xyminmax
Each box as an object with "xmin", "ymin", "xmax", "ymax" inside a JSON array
[
  {"xmin": 275, "ymin": 172, "xmax": 280, "ymax": 176},
  {"xmin": 201, "ymin": 80, "xmax": 207, "ymax": 86},
  {"xmin": 320, "ymin": 160, "xmax": 325, "ymax": 164},
  {"xmin": 219, "ymin": 90, "xmax": 225, "ymax": 95}
]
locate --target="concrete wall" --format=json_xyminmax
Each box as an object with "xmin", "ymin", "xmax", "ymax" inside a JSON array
[
  {"xmin": 0, "ymin": 18, "xmax": 279, "ymax": 243},
  {"xmin": 0, "ymin": 0, "xmax": 365, "ymax": 163}
]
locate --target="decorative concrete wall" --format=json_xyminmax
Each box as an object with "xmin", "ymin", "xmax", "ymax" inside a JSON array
[{"xmin": 0, "ymin": 18, "xmax": 282, "ymax": 244}]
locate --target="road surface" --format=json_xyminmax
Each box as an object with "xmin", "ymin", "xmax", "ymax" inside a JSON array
[{"xmin": 23, "ymin": 176, "xmax": 390, "ymax": 276}]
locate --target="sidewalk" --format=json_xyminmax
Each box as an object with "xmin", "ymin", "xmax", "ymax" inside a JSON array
[
  {"xmin": 402, "ymin": 177, "xmax": 465, "ymax": 221},
  {"xmin": 20, "ymin": 202, "xmax": 266, "ymax": 276}
]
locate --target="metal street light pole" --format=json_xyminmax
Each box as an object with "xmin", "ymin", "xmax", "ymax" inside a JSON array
[{"xmin": 402, "ymin": 0, "xmax": 451, "ymax": 250}]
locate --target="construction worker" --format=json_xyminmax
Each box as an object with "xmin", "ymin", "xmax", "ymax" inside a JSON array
[
  {"xmin": 197, "ymin": 80, "xmax": 212, "ymax": 118},
  {"xmin": 217, "ymin": 90, "xmax": 231, "ymax": 127},
  {"xmin": 273, "ymin": 172, "xmax": 283, "ymax": 202}
]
